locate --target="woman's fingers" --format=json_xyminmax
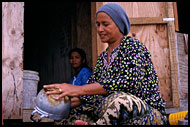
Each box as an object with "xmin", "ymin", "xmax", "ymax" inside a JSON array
[
  {"xmin": 46, "ymin": 89, "xmax": 59, "ymax": 95},
  {"xmin": 55, "ymin": 92, "xmax": 68, "ymax": 100},
  {"xmin": 43, "ymin": 84, "xmax": 62, "ymax": 95},
  {"xmin": 43, "ymin": 84, "xmax": 59, "ymax": 89}
]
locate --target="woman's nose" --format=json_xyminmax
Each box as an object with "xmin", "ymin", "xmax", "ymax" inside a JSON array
[
  {"xmin": 70, "ymin": 58, "xmax": 75, "ymax": 62},
  {"xmin": 97, "ymin": 25, "xmax": 103, "ymax": 32},
  {"xmin": 72, "ymin": 58, "xmax": 75, "ymax": 62}
]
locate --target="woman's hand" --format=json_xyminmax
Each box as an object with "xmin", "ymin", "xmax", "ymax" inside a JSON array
[
  {"xmin": 71, "ymin": 97, "xmax": 82, "ymax": 108},
  {"xmin": 43, "ymin": 82, "xmax": 107, "ymax": 101},
  {"xmin": 43, "ymin": 83, "xmax": 81, "ymax": 100}
]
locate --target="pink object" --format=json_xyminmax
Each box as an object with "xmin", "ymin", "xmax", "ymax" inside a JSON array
[{"xmin": 75, "ymin": 120, "xmax": 89, "ymax": 125}]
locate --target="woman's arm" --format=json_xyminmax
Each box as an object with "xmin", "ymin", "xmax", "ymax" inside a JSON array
[
  {"xmin": 43, "ymin": 82, "xmax": 107, "ymax": 100},
  {"xmin": 80, "ymin": 82, "xmax": 107, "ymax": 95}
]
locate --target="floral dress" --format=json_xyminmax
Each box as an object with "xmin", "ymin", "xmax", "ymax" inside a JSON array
[{"xmin": 55, "ymin": 36, "xmax": 167, "ymax": 125}]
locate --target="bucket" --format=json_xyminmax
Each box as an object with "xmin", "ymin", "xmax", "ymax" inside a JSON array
[
  {"xmin": 23, "ymin": 70, "xmax": 39, "ymax": 109},
  {"xmin": 169, "ymin": 110, "xmax": 188, "ymax": 125}
]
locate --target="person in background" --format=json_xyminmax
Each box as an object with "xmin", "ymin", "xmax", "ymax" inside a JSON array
[
  {"xmin": 68, "ymin": 48, "xmax": 92, "ymax": 108},
  {"xmin": 69, "ymin": 48, "xmax": 92, "ymax": 86},
  {"xmin": 44, "ymin": 3, "xmax": 167, "ymax": 125}
]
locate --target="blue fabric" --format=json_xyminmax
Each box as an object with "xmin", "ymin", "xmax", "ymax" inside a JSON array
[{"xmin": 69, "ymin": 67, "xmax": 92, "ymax": 86}]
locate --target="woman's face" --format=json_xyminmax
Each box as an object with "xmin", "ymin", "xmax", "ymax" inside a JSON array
[
  {"xmin": 69, "ymin": 51, "xmax": 83, "ymax": 69},
  {"xmin": 96, "ymin": 12, "xmax": 122, "ymax": 43}
]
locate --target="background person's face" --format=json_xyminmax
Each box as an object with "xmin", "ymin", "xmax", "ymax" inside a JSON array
[
  {"xmin": 96, "ymin": 12, "xmax": 122, "ymax": 43},
  {"xmin": 69, "ymin": 51, "xmax": 83, "ymax": 69}
]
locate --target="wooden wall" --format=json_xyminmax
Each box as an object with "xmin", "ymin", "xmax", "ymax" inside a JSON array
[
  {"xmin": 2, "ymin": 2, "xmax": 24, "ymax": 119},
  {"xmin": 72, "ymin": 2, "xmax": 92, "ymax": 68},
  {"xmin": 176, "ymin": 33, "xmax": 188, "ymax": 110},
  {"xmin": 92, "ymin": 2, "xmax": 180, "ymax": 108}
]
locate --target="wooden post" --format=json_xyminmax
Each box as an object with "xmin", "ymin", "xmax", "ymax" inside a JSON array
[
  {"xmin": 173, "ymin": 2, "xmax": 179, "ymax": 31},
  {"xmin": 91, "ymin": 2, "xmax": 106, "ymax": 70},
  {"xmin": 166, "ymin": 2, "xmax": 180, "ymax": 108},
  {"xmin": 91, "ymin": 2, "xmax": 97, "ymax": 70},
  {"xmin": 2, "ymin": 2, "xmax": 24, "ymax": 119},
  {"xmin": 2, "ymin": 105, "xmax": 3, "ymax": 125}
]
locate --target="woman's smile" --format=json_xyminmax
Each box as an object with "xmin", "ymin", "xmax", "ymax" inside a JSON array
[{"xmin": 99, "ymin": 34, "xmax": 106, "ymax": 39}]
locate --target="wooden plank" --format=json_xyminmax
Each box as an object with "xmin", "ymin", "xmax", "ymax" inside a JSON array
[
  {"xmin": 23, "ymin": 109, "xmax": 33, "ymax": 122},
  {"xmin": 173, "ymin": 2, "xmax": 179, "ymax": 31},
  {"xmin": 176, "ymin": 33, "xmax": 188, "ymax": 103},
  {"xmin": 91, "ymin": 2, "xmax": 97, "ymax": 70},
  {"xmin": 96, "ymin": 2, "xmax": 108, "ymax": 57},
  {"xmin": 91, "ymin": 2, "xmax": 108, "ymax": 69},
  {"xmin": 2, "ymin": 2, "xmax": 24, "ymax": 119},
  {"xmin": 103, "ymin": 2, "xmax": 167, "ymax": 18},
  {"xmin": 130, "ymin": 17, "xmax": 167, "ymax": 25},
  {"xmin": 166, "ymin": 2, "xmax": 180, "ymax": 108}
]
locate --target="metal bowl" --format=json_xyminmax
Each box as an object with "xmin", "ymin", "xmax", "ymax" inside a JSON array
[{"xmin": 30, "ymin": 88, "xmax": 70, "ymax": 122}]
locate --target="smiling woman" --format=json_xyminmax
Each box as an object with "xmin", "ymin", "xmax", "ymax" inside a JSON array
[
  {"xmin": 96, "ymin": 12, "xmax": 124, "ymax": 64},
  {"xmin": 43, "ymin": 3, "xmax": 167, "ymax": 125},
  {"xmin": 96, "ymin": 13, "xmax": 123, "ymax": 44}
]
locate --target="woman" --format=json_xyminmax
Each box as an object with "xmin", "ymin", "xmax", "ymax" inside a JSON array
[
  {"xmin": 44, "ymin": 3, "xmax": 167, "ymax": 125},
  {"xmin": 68, "ymin": 48, "xmax": 92, "ymax": 108},
  {"xmin": 69, "ymin": 48, "xmax": 92, "ymax": 86}
]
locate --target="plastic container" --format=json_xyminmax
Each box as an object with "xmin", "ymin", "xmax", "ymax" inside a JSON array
[
  {"xmin": 169, "ymin": 110, "xmax": 188, "ymax": 125},
  {"xmin": 23, "ymin": 70, "xmax": 39, "ymax": 109}
]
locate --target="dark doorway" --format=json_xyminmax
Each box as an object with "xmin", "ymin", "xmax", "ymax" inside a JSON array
[{"xmin": 24, "ymin": 2, "xmax": 92, "ymax": 92}]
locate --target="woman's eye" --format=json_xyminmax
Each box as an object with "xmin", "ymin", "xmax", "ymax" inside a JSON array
[
  {"xmin": 103, "ymin": 24, "xmax": 108, "ymax": 27},
  {"xmin": 75, "ymin": 56, "xmax": 80, "ymax": 59},
  {"xmin": 96, "ymin": 23, "xmax": 100, "ymax": 27}
]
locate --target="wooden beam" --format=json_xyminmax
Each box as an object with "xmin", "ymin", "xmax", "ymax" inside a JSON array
[
  {"xmin": 173, "ymin": 2, "xmax": 179, "ymax": 31},
  {"xmin": 166, "ymin": 2, "xmax": 180, "ymax": 108},
  {"xmin": 91, "ymin": 2, "xmax": 106, "ymax": 70},
  {"xmin": 130, "ymin": 17, "xmax": 168, "ymax": 25},
  {"xmin": 2, "ymin": 2, "xmax": 24, "ymax": 119},
  {"xmin": 91, "ymin": 2, "xmax": 98, "ymax": 70}
]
